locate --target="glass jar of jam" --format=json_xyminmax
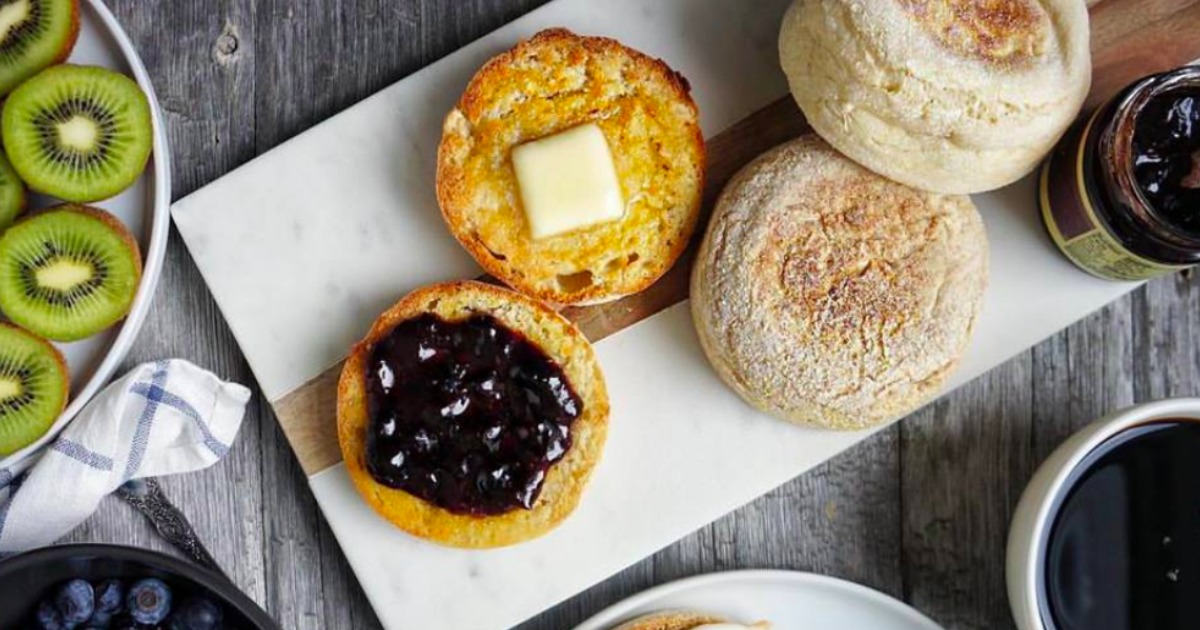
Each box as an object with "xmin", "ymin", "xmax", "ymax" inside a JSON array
[{"xmin": 1040, "ymin": 66, "xmax": 1200, "ymax": 281}]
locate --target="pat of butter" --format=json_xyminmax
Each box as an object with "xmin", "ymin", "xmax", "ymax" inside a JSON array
[{"xmin": 512, "ymin": 123, "xmax": 624, "ymax": 240}]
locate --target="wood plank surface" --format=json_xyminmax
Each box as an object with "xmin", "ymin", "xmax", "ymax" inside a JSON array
[{"xmin": 63, "ymin": 2, "xmax": 1200, "ymax": 630}]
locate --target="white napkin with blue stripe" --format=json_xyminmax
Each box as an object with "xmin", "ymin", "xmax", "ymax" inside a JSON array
[{"xmin": 0, "ymin": 360, "xmax": 250, "ymax": 553}]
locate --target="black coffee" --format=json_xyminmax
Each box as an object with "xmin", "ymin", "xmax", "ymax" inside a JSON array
[{"xmin": 1043, "ymin": 421, "xmax": 1200, "ymax": 630}]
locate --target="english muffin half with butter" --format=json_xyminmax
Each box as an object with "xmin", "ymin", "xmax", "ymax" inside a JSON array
[
  {"xmin": 338, "ymin": 280, "xmax": 609, "ymax": 547},
  {"xmin": 437, "ymin": 28, "xmax": 704, "ymax": 305},
  {"xmin": 691, "ymin": 137, "xmax": 988, "ymax": 430},
  {"xmin": 779, "ymin": 0, "xmax": 1091, "ymax": 194}
]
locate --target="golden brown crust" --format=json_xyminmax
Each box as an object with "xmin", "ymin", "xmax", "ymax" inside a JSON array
[
  {"xmin": 437, "ymin": 28, "xmax": 704, "ymax": 305},
  {"xmin": 611, "ymin": 611, "xmax": 729, "ymax": 630},
  {"xmin": 896, "ymin": 0, "xmax": 1045, "ymax": 66},
  {"xmin": 337, "ymin": 280, "xmax": 610, "ymax": 548},
  {"xmin": 612, "ymin": 611, "xmax": 772, "ymax": 630},
  {"xmin": 691, "ymin": 136, "xmax": 988, "ymax": 430}
]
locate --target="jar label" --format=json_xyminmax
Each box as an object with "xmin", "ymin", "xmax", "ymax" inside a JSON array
[{"xmin": 1038, "ymin": 112, "xmax": 1188, "ymax": 282}]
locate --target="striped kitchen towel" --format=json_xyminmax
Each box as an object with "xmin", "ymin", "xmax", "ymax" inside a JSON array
[{"xmin": 0, "ymin": 360, "xmax": 250, "ymax": 554}]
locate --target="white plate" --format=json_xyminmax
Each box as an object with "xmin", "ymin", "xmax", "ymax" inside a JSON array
[
  {"xmin": 0, "ymin": 0, "xmax": 171, "ymax": 469},
  {"xmin": 574, "ymin": 571, "xmax": 944, "ymax": 630}
]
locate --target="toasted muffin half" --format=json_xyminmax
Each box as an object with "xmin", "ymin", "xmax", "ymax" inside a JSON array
[
  {"xmin": 437, "ymin": 28, "xmax": 705, "ymax": 305},
  {"xmin": 612, "ymin": 611, "xmax": 771, "ymax": 630},
  {"xmin": 337, "ymin": 280, "xmax": 610, "ymax": 548}
]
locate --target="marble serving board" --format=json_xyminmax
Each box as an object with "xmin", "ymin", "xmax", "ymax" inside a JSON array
[{"xmin": 170, "ymin": 1, "xmax": 1200, "ymax": 628}]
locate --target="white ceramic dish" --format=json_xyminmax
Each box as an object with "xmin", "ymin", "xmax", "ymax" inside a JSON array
[
  {"xmin": 0, "ymin": 0, "xmax": 171, "ymax": 470},
  {"xmin": 574, "ymin": 570, "xmax": 943, "ymax": 630},
  {"xmin": 1006, "ymin": 398, "xmax": 1200, "ymax": 630}
]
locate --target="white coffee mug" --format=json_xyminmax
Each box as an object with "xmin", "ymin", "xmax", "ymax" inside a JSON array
[{"xmin": 1006, "ymin": 397, "xmax": 1200, "ymax": 630}]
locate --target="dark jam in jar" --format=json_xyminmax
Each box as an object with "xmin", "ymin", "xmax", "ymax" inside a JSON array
[
  {"xmin": 1132, "ymin": 90, "xmax": 1200, "ymax": 234},
  {"xmin": 1043, "ymin": 421, "xmax": 1200, "ymax": 630},
  {"xmin": 1040, "ymin": 66, "xmax": 1200, "ymax": 281},
  {"xmin": 363, "ymin": 313, "xmax": 582, "ymax": 516}
]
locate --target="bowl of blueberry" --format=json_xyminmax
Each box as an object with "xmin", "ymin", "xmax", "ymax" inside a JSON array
[{"xmin": 0, "ymin": 544, "xmax": 278, "ymax": 629}]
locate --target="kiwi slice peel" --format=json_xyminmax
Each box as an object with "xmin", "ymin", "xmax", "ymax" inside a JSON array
[
  {"xmin": 0, "ymin": 204, "xmax": 142, "ymax": 341},
  {"xmin": 3, "ymin": 63, "xmax": 152, "ymax": 202},
  {"xmin": 0, "ymin": 0, "xmax": 79, "ymax": 96},
  {"xmin": 0, "ymin": 322, "xmax": 67, "ymax": 456}
]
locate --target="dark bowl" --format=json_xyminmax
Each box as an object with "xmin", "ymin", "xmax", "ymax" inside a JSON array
[{"xmin": 0, "ymin": 544, "xmax": 279, "ymax": 628}]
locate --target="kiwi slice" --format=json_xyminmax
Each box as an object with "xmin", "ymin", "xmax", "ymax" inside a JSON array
[
  {"xmin": 0, "ymin": 0, "xmax": 79, "ymax": 96},
  {"xmin": 0, "ymin": 204, "xmax": 142, "ymax": 341},
  {"xmin": 0, "ymin": 322, "xmax": 67, "ymax": 456},
  {"xmin": 3, "ymin": 64, "xmax": 152, "ymax": 202},
  {"xmin": 0, "ymin": 149, "xmax": 25, "ymax": 229}
]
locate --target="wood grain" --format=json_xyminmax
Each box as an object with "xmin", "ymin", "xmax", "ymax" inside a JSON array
[
  {"xmin": 271, "ymin": 0, "xmax": 1200, "ymax": 480},
  {"xmin": 64, "ymin": 0, "xmax": 270, "ymax": 607},
  {"xmin": 273, "ymin": 366, "xmax": 343, "ymax": 475},
  {"xmin": 1088, "ymin": 0, "xmax": 1200, "ymax": 108},
  {"xmin": 901, "ymin": 359, "xmax": 1036, "ymax": 628},
  {"xmin": 273, "ymin": 96, "xmax": 812, "ymax": 475},
  {"xmin": 65, "ymin": 2, "xmax": 1200, "ymax": 630},
  {"xmin": 559, "ymin": 98, "xmax": 810, "ymax": 335}
]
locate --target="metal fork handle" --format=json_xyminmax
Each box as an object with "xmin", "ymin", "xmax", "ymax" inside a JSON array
[{"xmin": 117, "ymin": 477, "xmax": 228, "ymax": 580}]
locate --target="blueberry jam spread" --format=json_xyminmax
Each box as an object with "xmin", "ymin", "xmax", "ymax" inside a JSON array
[
  {"xmin": 1133, "ymin": 89, "xmax": 1200, "ymax": 234},
  {"xmin": 364, "ymin": 313, "xmax": 583, "ymax": 516}
]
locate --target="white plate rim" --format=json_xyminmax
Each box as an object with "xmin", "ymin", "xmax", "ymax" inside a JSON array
[
  {"xmin": 572, "ymin": 569, "xmax": 944, "ymax": 630},
  {"xmin": 0, "ymin": 0, "xmax": 172, "ymax": 470}
]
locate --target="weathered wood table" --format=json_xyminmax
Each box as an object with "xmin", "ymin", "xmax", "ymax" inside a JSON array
[{"xmin": 66, "ymin": 1, "xmax": 1200, "ymax": 629}]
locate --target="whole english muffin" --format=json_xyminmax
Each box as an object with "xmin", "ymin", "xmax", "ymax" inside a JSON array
[
  {"xmin": 691, "ymin": 137, "xmax": 988, "ymax": 430},
  {"xmin": 337, "ymin": 280, "xmax": 609, "ymax": 548},
  {"xmin": 437, "ymin": 28, "xmax": 704, "ymax": 305},
  {"xmin": 779, "ymin": 0, "xmax": 1091, "ymax": 194}
]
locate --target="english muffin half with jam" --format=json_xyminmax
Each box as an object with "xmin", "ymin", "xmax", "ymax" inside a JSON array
[
  {"xmin": 437, "ymin": 28, "xmax": 704, "ymax": 305},
  {"xmin": 337, "ymin": 280, "xmax": 609, "ymax": 548}
]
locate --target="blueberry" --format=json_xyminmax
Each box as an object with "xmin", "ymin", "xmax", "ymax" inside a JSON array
[
  {"xmin": 82, "ymin": 609, "xmax": 113, "ymax": 628},
  {"xmin": 55, "ymin": 579, "xmax": 96, "ymax": 624},
  {"xmin": 35, "ymin": 600, "xmax": 66, "ymax": 630},
  {"xmin": 94, "ymin": 580, "xmax": 124, "ymax": 614},
  {"xmin": 126, "ymin": 578, "xmax": 172, "ymax": 624},
  {"xmin": 164, "ymin": 597, "xmax": 223, "ymax": 630}
]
